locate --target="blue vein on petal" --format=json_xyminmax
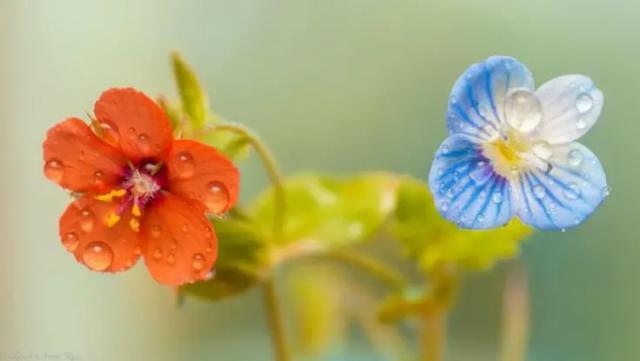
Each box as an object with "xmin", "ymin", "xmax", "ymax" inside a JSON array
[
  {"xmin": 455, "ymin": 172, "xmax": 495, "ymax": 222},
  {"xmin": 518, "ymin": 174, "xmax": 534, "ymax": 219},
  {"xmin": 465, "ymin": 77, "xmax": 496, "ymax": 136},
  {"xmin": 469, "ymin": 175, "xmax": 500, "ymax": 228},
  {"xmin": 483, "ymin": 63, "xmax": 501, "ymax": 123},
  {"xmin": 493, "ymin": 179, "xmax": 507, "ymax": 222},
  {"xmin": 529, "ymin": 172, "xmax": 571, "ymax": 212},
  {"xmin": 553, "ymin": 164, "xmax": 601, "ymax": 191},
  {"xmin": 525, "ymin": 173, "xmax": 557, "ymax": 227}
]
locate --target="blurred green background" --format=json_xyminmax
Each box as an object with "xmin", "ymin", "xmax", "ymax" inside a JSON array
[{"xmin": 1, "ymin": 1, "xmax": 636, "ymax": 360}]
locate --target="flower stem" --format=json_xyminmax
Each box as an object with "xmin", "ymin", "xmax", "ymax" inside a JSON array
[
  {"xmin": 205, "ymin": 122, "xmax": 285, "ymax": 237},
  {"xmin": 262, "ymin": 278, "xmax": 291, "ymax": 361},
  {"xmin": 499, "ymin": 261, "xmax": 530, "ymax": 361},
  {"xmin": 420, "ymin": 309, "xmax": 447, "ymax": 361},
  {"xmin": 201, "ymin": 122, "xmax": 289, "ymax": 361},
  {"xmin": 330, "ymin": 250, "xmax": 407, "ymax": 290}
]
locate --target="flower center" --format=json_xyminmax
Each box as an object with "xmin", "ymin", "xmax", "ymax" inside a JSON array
[{"xmin": 95, "ymin": 161, "xmax": 166, "ymax": 232}]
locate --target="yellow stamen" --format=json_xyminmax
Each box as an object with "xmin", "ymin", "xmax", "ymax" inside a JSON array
[
  {"xmin": 129, "ymin": 218, "xmax": 140, "ymax": 233},
  {"xmin": 494, "ymin": 139, "xmax": 521, "ymax": 164},
  {"xmin": 132, "ymin": 203, "xmax": 142, "ymax": 217},
  {"xmin": 106, "ymin": 213, "xmax": 121, "ymax": 227},
  {"xmin": 95, "ymin": 188, "xmax": 127, "ymax": 202}
]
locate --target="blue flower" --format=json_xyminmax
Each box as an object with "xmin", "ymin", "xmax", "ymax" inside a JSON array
[{"xmin": 428, "ymin": 56, "xmax": 608, "ymax": 230}]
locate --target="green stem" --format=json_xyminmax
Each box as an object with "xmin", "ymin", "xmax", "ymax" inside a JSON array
[
  {"xmin": 206, "ymin": 122, "xmax": 286, "ymax": 237},
  {"xmin": 420, "ymin": 266, "xmax": 458, "ymax": 361},
  {"xmin": 330, "ymin": 250, "xmax": 407, "ymax": 290},
  {"xmin": 201, "ymin": 122, "xmax": 289, "ymax": 361},
  {"xmin": 262, "ymin": 278, "xmax": 291, "ymax": 361},
  {"xmin": 499, "ymin": 262, "xmax": 530, "ymax": 361}
]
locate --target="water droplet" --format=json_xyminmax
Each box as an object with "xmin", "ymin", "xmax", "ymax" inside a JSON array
[
  {"xmin": 446, "ymin": 188, "xmax": 455, "ymax": 199},
  {"xmin": 576, "ymin": 93, "xmax": 593, "ymax": 113},
  {"xmin": 576, "ymin": 119, "xmax": 587, "ymax": 130},
  {"xmin": 205, "ymin": 243, "xmax": 213, "ymax": 254},
  {"xmin": 532, "ymin": 142, "xmax": 552, "ymax": 160},
  {"xmin": 63, "ymin": 232, "xmax": 79, "ymax": 251},
  {"xmin": 451, "ymin": 97, "xmax": 458, "ymax": 105},
  {"xmin": 169, "ymin": 239, "xmax": 177, "ymax": 250},
  {"xmin": 441, "ymin": 144, "xmax": 450, "ymax": 153},
  {"xmin": 505, "ymin": 89, "xmax": 543, "ymax": 133},
  {"xmin": 44, "ymin": 159, "xmax": 64, "ymax": 182},
  {"xmin": 440, "ymin": 201, "xmax": 449, "ymax": 211},
  {"xmin": 175, "ymin": 151, "xmax": 195, "ymax": 177},
  {"xmin": 437, "ymin": 167, "xmax": 444, "ymax": 176},
  {"xmin": 602, "ymin": 186, "xmax": 611, "ymax": 197},
  {"xmin": 128, "ymin": 127, "xmax": 136, "ymax": 133},
  {"xmin": 206, "ymin": 181, "xmax": 230, "ymax": 213},
  {"xmin": 533, "ymin": 185, "xmax": 546, "ymax": 199},
  {"xmin": 492, "ymin": 193, "xmax": 504, "ymax": 203},
  {"xmin": 573, "ymin": 217, "xmax": 581, "ymax": 225},
  {"xmin": 94, "ymin": 170, "xmax": 104, "ymax": 182},
  {"xmin": 192, "ymin": 253, "xmax": 206, "ymax": 270},
  {"xmin": 133, "ymin": 246, "xmax": 142, "ymax": 256},
  {"xmin": 564, "ymin": 183, "xmax": 580, "ymax": 200},
  {"xmin": 138, "ymin": 133, "xmax": 149, "ymax": 142},
  {"xmin": 548, "ymin": 202, "xmax": 558, "ymax": 212},
  {"xmin": 125, "ymin": 258, "xmax": 134, "ymax": 267},
  {"xmin": 153, "ymin": 248, "xmax": 163, "ymax": 260},
  {"xmin": 476, "ymin": 214, "xmax": 485, "ymax": 223},
  {"xmin": 567, "ymin": 149, "xmax": 584, "ymax": 167},
  {"xmin": 79, "ymin": 209, "xmax": 94, "ymax": 232},
  {"xmin": 151, "ymin": 225, "xmax": 162, "ymax": 239},
  {"xmin": 166, "ymin": 253, "xmax": 176, "ymax": 265},
  {"xmin": 82, "ymin": 241, "xmax": 113, "ymax": 271}
]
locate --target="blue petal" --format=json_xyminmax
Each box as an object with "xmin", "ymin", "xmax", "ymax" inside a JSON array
[
  {"xmin": 447, "ymin": 56, "xmax": 535, "ymax": 141},
  {"xmin": 514, "ymin": 143, "xmax": 608, "ymax": 230},
  {"xmin": 429, "ymin": 135, "xmax": 515, "ymax": 229}
]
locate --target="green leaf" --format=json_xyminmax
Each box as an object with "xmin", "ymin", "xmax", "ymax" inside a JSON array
[
  {"xmin": 181, "ymin": 213, "xmax": 270, "ymax": 301},
  {"xmin": 199, "ymin": 129, "xmax": 251, "ymax": 160},
  {"xmin": 251, "ymin": 173, "xmax": 398, "ymax": 251},
  {"xmin": 285, "ymin": 264, "xmax": 347, "ymax": 356},
  {"xmin": 157, "ymin": 95, "xmax": 182, "ymax": 129},
  {"xmin": 171, "ymin": 51, "xmax": 210, "ymax": 130},
  {"xmin": 391, "ymin": 177, "xmax": 533, "ymax": 271}
]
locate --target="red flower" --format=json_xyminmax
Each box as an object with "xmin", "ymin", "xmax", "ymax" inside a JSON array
[{"xmin": 43, "ymin": 88, "xmax": 239, "ymax": 286}]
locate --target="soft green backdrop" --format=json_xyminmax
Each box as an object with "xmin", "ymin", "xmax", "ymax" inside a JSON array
[{"xmin": 1, "ymin": 1, "xmax": 636, "ymax": 360}]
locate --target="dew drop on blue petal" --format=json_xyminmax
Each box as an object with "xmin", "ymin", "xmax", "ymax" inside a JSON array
[
  {"xmin": 440, "ymin": 201, "xmax": 449, "ymax": 211},
  {"xmin": 492, "ymin": 193, "xmax": 504, "ymax": 204},
  {"xmin": 564, "ymin": 183, "xmax": 581, "ymax": 200},
  {"xmin": 576, "ymin": 119, "xmax": 587, "ymax": 130},
  {"xmin": 532, "ymin": 142, "xmax": 552, "ymax": 160},
  {"xmin": 533, "ymin": 186, "xmax": 546, "ymax": 199},
  {"xmin": 567, "ymin": 149, "xmax": 584, "ymax": 167},
  {"xmin": 576, "ymin": 93, "xmax": 594, "ymax": 113},
  {"xmin": 476, "ymin": 214, "xmax": 485, "ymax": 223},
  {"xmin": 505, "ymin": 90, "xmax": 542, "ymax": 133}
]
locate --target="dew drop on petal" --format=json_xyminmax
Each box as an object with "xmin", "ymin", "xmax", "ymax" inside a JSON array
[
  {"xmin": 153, "ymin": 248, "xmax": 163, "ymax": 260},
  {"xmin": 576, "ymin": 119, "xmax": 587, "ymax": 130},
  {"xmin": 573, "ymin": 217, "xmax": 581, "ymax": 225},
  {"xmin": 133, "ymin": 246, "xmax": 142, "ymax": 256},
  {"xmin": 492, "ymin": 193, "xmax": 504, "ymax": 204},
  {"xmin": 476, "ymin": 214, "xmax": 485, "ymax": 223},
  {"xmin": 441, "ymin": 144, "xmax": 450, "ymax": 153},
  {"xmin": 532, "ymin": 142, "xmax": 553, "ymax": 160},
  {"xmin": 567, "ymin": 149, "xmax": 584, "ymax": 167},
  {"xmin": 82, "ymin": 241, "xmax": 113, "ymax": 271},
  {"xmin": 62, "ymin": 232, "xmax": 79, "ymax": 251},
  {"xmin": 564, "ymin": 183, "xmax": 581, "ymax": 200},
  {"xmin": 505, "ymin": 89, "xmax": 543, "ymax": 133},
  {"xmin": 175, "ymin": 151, "xmax": 195, "ymax": 177},
  {"xmin": 79, "ymin": 209, "xmax": 95, "ymax": 232},
  {"xmin": 166, "ymin": 253, "xmax": 176, "ymax": 265},
  {"xmin": 151, "ymin": 225, "xmax": 162, "ymax": 239},
  {"xmin": 94, "ymin": 170, "xmax": 104, "ymax": 183},
  {"xmin": 576, "ymin": 93, "xmax": 594, "ymax": 113},
  {"xmin": 533, "ymin": 186, "xmax": 546, "ymax": 199},
  {"xmin": 206, "ymin": 181, "xmax": 230, "ymax": 213},
  {"xmin": 440, "ymin": 201, "xmax": 449, "ymax": 211},
  {"xmin": 45, "ymin": 159, "xmax": 65, "ymax": 182},
  {"xmin": 192, "ymin": 253, "xmax": 206, "ymax": 270}
]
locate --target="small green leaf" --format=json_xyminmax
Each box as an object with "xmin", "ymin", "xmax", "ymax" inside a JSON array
[
  {"xmin": 157, "ymin": 95, "xmax": 182, "ymax": 129},
  {"xmin": 285, "ymin": 264, "xmax": 347, "ymax": 356},
  {"xmin": 391, "ymin": 177, "xmax": 533, "ymax": 271},
  {"xmin": 171, "ymin": 51, "xmax": 210, "ymax": 130},
  {"xmin": 251, "ymin": 173, "xmax": 398, "ymax": 251},
  {"xmin": 199, "ymin": 129, "xmax": 251, "ymax": 160},
  {"xmin": 181, "ymin": 213, "xmax": 270, "ymax": 301}
]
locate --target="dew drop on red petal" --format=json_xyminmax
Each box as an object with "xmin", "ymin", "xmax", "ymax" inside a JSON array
[
  {"xmin": 205, "ymin": 181, "xmax": 230, "ymax": 213},
  {"xmin": 44, "ymin": 159, "xmax": 64, "ymax": 182},
  {"xmin": 175, "ymin": 151, "xmax": 195, "ymax": 178},
  {"xmin": 82, "ymin": 241, "xmax": 114, "ymax": 271},
  {"xmin": 151, "ymin": 225, "xmax": 162, "ymax": 239},
  {"xmin": 192, "ymin": 253, "xmax": 206, "ymax": 270},
  {"xmin": 166, "ymin": 253, "xmax": 176, "ymax": 265},
  {"xmin": 153, "ymin": 248, "xmax": 163, "ymax": 260},
  {"xmin": 79, "ymin": 209, "xmax": 95, "ymax": 232},
  {"xmin": 63, "ymin": 232, "xmax": 79, "ymax": 251},
  {"xmin": 133, "ymin": 246, "xmax": 142, "ymax": 256}
]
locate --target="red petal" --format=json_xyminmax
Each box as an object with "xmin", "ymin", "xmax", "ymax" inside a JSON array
[
  {"xmin": 43, "ymin": 118, "xmax": 128, "ymax": 193},
  {"xmin": 164, "ymin": 140, "xmax": 239, "ymax": 214},
  {"xmin": 141, "ymin": 193, "xmax": 217, "ymax": 286},
  {"xmin": 94, "ymin": 88, "xmax": 173, "ymax": 162},
  {"xmin": 59, "ymin": 195, "xmax": 143, "ymax": 273}
]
